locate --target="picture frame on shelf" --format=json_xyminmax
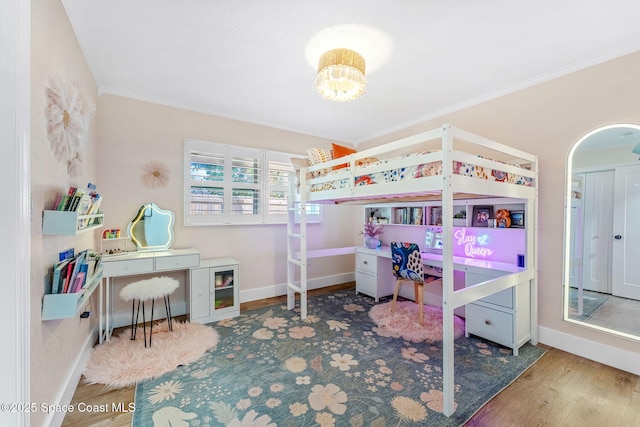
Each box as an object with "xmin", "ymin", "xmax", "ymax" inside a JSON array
[
  {"xmin": 472, "ymin": 206, "xmax": 493, "ymax": 227},
  {"xmin": 509, "ymin": 210, "xmax": 525, "ymax": 228}
]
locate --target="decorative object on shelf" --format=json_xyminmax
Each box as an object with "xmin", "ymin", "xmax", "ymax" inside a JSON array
[
  {"xmin": 453, "ymin": 208, "xmax": 467, "ymax": 226},
  {"xmin": 314, "ymin": 48, "xmax": 367, "ymax": 102},
  {"xmin": 142, "ymin": 161, "xmax": 170, "ymax": 188},
  {"xmin": 509, "ymin": 210, "xmax": 525, "ymax": 228},
  {"xmin": 495, "ymin": 209, "xmax": 512, "ymax": 228},
  {"xmin": 472, "ymin": 205, "xmax": 494, "ymax": 227},
  {"xmin": 44, "ymin": 74, "xmax": 95, "ymax": 176},
  {"xmin": 361, "ymin": 220, "xmax": 383, "ymax": 249}
]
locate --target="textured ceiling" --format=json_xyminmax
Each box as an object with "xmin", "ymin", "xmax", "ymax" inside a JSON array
[{"xmin": 62, "ymin": 0, "xmax": 640, "ymax": 144}]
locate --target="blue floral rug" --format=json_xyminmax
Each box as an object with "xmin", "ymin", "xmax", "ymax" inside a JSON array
[{"xmin": 133, "ymin": 291, "xmax": 545, "ymax": 426}]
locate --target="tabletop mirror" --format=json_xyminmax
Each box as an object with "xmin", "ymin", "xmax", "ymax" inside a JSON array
[
  {"xmin": 127, "ymin": 203, "xmax": 175, "ymax": 251},
  {"xmin": 563, "ymin": 123, "xmax": 640, "ymax": 340}
]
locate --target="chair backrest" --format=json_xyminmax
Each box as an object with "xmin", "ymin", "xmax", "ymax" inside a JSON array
[{"xmin": 391, "ymin": 242, "xmax": 425, "ymax": 284}]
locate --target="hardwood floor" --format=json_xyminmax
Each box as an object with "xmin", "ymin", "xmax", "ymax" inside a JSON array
[{"xmin": 62, "ymin": 283, "xmax": 640, "ymax": 427}]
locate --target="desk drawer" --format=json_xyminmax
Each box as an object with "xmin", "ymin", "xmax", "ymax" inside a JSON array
[
  {"xmin": 466, "ymin": 303, "xmax": 513, "ymax": 348},
  {"xmin": 103, "ymin": 258, "xmax": 154, "ymax": 277},
  {"xmin": 356, "ymin": 253, "xmax": 377, "ymax": 274},
  {"xmin": 356, "ymin": 271, "xmax": 377, "ymax": 298},
  {"xmin": 155, "ymin": 254, "xmax": 200, "ymax": 271}
]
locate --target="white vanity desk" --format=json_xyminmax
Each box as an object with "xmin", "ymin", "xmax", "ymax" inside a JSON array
[
  {"xmin": 355, "ymin": 246, "xmax": 530, "ymax": 354},
  {"xmin": 99, "ymin": 248, "xmax": 200, "ymax": 343}
]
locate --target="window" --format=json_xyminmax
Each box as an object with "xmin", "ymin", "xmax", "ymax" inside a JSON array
[{"xmin": 185, "ymin": 139, "xmax": 321, "ymax": 225}]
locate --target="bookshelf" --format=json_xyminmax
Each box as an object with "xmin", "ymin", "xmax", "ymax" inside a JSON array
[
  {"xmin": 41, "ymin": 264, "xmax": 103, "ymax": 320},
  {"xmin": 42, "ymin": 210, "xmax": 104, "ymax": 235}
]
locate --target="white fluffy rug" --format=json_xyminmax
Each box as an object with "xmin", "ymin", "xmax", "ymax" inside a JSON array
[
  {"xmin": 84, "ymin": 321, "xmax": 218, "ymax": 388},
  {"xmin": 369, "ymin": 301, "xmax": 465, "ymax": 343}
]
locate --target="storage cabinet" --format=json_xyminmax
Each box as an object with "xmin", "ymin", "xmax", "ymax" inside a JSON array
[
  {"xmin": 464, "ymin": 271, "xmax": 530, "ymax": 355},
  {"xmin": 355, "ymin": 249, "xmax": 394, "ymax": 302},
  {"xmin": 189, "ymin": 258, "xmax": 239, "ymax": 324}
]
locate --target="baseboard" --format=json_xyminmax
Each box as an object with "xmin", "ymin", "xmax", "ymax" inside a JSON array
[
  {"xmin": 45, "ymin": 327, "xmax": 98, "ymax": 427},
  {"xmin": 539, "ymin": 326, "xmax": 640, "ymax": 376},
  {"xmin": 109, "ymin": 273, "xmax": 354, "ymax": 329},
  {"xmin": 239, "ymin": 273, "xmax": 356, "ymax": 303}
]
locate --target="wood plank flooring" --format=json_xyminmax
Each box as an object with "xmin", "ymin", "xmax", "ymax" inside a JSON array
[{"xmin": 61, "ymin": 283, "xmax": 640, "ymax": 427}]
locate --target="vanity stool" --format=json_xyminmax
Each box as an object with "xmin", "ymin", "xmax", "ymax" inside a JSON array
[{"xmin": 119, "ymin": 276, "xmax": 179, "ymax": 348}]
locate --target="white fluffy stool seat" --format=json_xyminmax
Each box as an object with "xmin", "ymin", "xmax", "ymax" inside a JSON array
[
  {"xmin": 120, "ymin": 276, "xmax": 179, "ymax": 302},
  {"xmin": 120, "ymin": 276, "xmax": 179, "ymax": 347}
]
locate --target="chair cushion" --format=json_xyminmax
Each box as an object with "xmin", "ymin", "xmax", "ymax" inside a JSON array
[
  {"xmin": 391, "ymin": 242, "xmax": 425, "ymax": 284},
  {"xmin": 120, "ymin": 276, "xmax": 179, "ymax": 301}
]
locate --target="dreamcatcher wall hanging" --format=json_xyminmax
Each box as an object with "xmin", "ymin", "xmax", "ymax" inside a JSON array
[{"xmin": 45, "ymin": 75, "xmax": 95, "ymax": 177}]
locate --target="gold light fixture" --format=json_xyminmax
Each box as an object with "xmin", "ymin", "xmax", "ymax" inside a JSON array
[{"xmin": 314, "ymin": 48, "xmax": 367, "ymax": 102}]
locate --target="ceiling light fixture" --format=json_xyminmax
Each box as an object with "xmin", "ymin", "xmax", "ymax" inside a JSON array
[
  {"xmin": 314, "ymin": 48, "xmax": 367, "ymax": 102},
  {"xmin": 632, "ymin": 142, "xmax": 640, "ymax": 155}
]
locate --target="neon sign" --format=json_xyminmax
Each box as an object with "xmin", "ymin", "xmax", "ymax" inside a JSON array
[{"xmin": 454, "ymin": 228, "xmax": 493, "ymax": 258}]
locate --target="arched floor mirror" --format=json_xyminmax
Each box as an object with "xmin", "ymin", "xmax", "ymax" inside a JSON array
[{"xmin": 563, "ymin": 124, "xmax": 640, "ymax": 340}]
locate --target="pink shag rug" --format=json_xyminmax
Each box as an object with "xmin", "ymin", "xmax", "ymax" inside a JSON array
[
  {"xmin": 369, "ymin": 301, "xmax": 465, "ymax": 343},
  {"xmin": 83, "ymin": 321, "xmax": 218, "ymax": 388}
]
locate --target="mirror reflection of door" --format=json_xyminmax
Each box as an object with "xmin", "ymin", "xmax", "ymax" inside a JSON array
[
  {"xmin": 564, "ymin": 124, "xmax": 640, "ymax": 340},
  {"xmin": 612, "ymin": 165, "xmax": 640, "ymax": 300}
]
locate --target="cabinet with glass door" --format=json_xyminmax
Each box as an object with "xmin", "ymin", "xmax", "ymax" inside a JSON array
[{"xmin": 189, "ymin": 258, "xmax": 239, "ymax": 323}]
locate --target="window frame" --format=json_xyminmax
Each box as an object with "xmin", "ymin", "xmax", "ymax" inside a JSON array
[{"xmin": 184, "ymin": 138, "xmax": 321, "ymax": 225}]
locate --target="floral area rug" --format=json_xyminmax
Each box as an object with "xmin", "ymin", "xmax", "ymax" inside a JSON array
[{"xmin": 133, "ymin": 291, "xmax": 545, "ymax": 426}]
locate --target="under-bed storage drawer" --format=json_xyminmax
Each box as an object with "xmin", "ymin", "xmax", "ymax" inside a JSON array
[{"xmin": 465, "ymin": 303, "xmax": 514, "ymax": 349}]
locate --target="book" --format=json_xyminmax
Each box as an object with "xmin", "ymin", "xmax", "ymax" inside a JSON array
[
  {"xmin": 68, "ymin": 190, "xmax": 84, "ymax": 212},
  {"xmin": 56, "ymin": 195, "xmax": 69, "ymax": 210},
  {"xmin": 52, "ymin": 193, "xmax": 62, "ymax": 211},
  {"xmin": 62, "ymin": 187, "xmax": 77, "ymax": 211},
  {"xmin": 52, "ymin": 259, "xmax": 70, "ymax": 294},
  {"xmin": 71, "ymin": 272, "xmax": 85, "ymax": 294},
  {"xmin": 61, "ymin": 261, "xmax": 75, "ymax": 293}
]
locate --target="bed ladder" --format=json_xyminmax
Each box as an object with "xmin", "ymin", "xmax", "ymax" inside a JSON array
[{"xmin": 286, "ymin": 171, "xmax": 308, "ymax": 319}]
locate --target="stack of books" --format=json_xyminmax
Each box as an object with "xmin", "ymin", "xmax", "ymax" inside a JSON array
[
  {"xmin": 52, "ymin": 183, "xmax": 103, "ymax": 229},
  {"xmin": 50, "ymin": 249, "xmax": 102, "ymax": 295}
]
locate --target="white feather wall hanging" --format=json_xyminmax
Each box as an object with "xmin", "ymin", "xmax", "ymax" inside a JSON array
[
  {"xmin": 45, "ymin": 75, "xmax": 95, "ymax": 176},
  {"xmin": 142, "ymin": 161, "xmax": 170, "ymax": 188}
]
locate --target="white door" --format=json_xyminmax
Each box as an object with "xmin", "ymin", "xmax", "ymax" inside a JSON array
[
  {"xmin": 612, "ymin": 165, "xmax": 640, "ymax": 300},
  {"xmin": 582, "ymin": 171, "xmax": 614, "ymax": 293}
]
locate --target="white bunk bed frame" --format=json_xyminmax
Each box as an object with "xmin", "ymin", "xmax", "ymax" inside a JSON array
[{"xmin": 286, "ymin": 123, "xmax": 538, "ymax": 417}]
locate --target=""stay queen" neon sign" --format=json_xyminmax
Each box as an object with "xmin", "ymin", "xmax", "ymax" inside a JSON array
[{"xmin": 454, "ymin": 228, "xmax": 493, "ymax": 258}]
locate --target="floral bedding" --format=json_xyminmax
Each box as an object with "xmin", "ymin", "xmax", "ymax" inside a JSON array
[{"xmin": 309, "ymin": 152, "xmax": 533, "ymax": 193}]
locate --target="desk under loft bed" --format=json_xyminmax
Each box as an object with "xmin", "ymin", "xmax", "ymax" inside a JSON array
[{"xmin": 286, "ymin": 123, "xmax": 538, "ymax": 416}]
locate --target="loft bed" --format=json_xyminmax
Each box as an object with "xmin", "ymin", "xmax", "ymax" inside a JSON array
[{"xmin": 285, "ymin": 123, "xmax": 538, "ymax": 417}]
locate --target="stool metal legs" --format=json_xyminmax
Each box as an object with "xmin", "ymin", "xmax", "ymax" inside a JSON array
[{"xmin": 128, "ymin": 296, "xmax": 172, "ymax": 348}]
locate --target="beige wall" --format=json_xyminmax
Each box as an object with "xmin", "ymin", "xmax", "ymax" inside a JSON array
[
  {"xmin": 96, "ymin": 94, "xmax": 359, "ymax": 314},
  {"xmin": 31, "ymin": 0, "xmax": 100, "ymax": 426},
  {"xmin": 359, "ymin": 51, "xmax": 640, "ymax": 354}
]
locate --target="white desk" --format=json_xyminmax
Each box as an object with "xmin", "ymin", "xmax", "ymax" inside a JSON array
[
  {"xmin": 99, "ymin": 248, "xmax": 200, "ymax": 343},
  {"xmin": 355, "ymin": 245, "xmax": 531, "ymax": 354}
]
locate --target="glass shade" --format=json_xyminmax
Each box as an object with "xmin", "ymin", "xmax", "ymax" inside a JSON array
[{"xmin": 314, "ymin": 48, "xmax": 367, "ymax": 102}]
